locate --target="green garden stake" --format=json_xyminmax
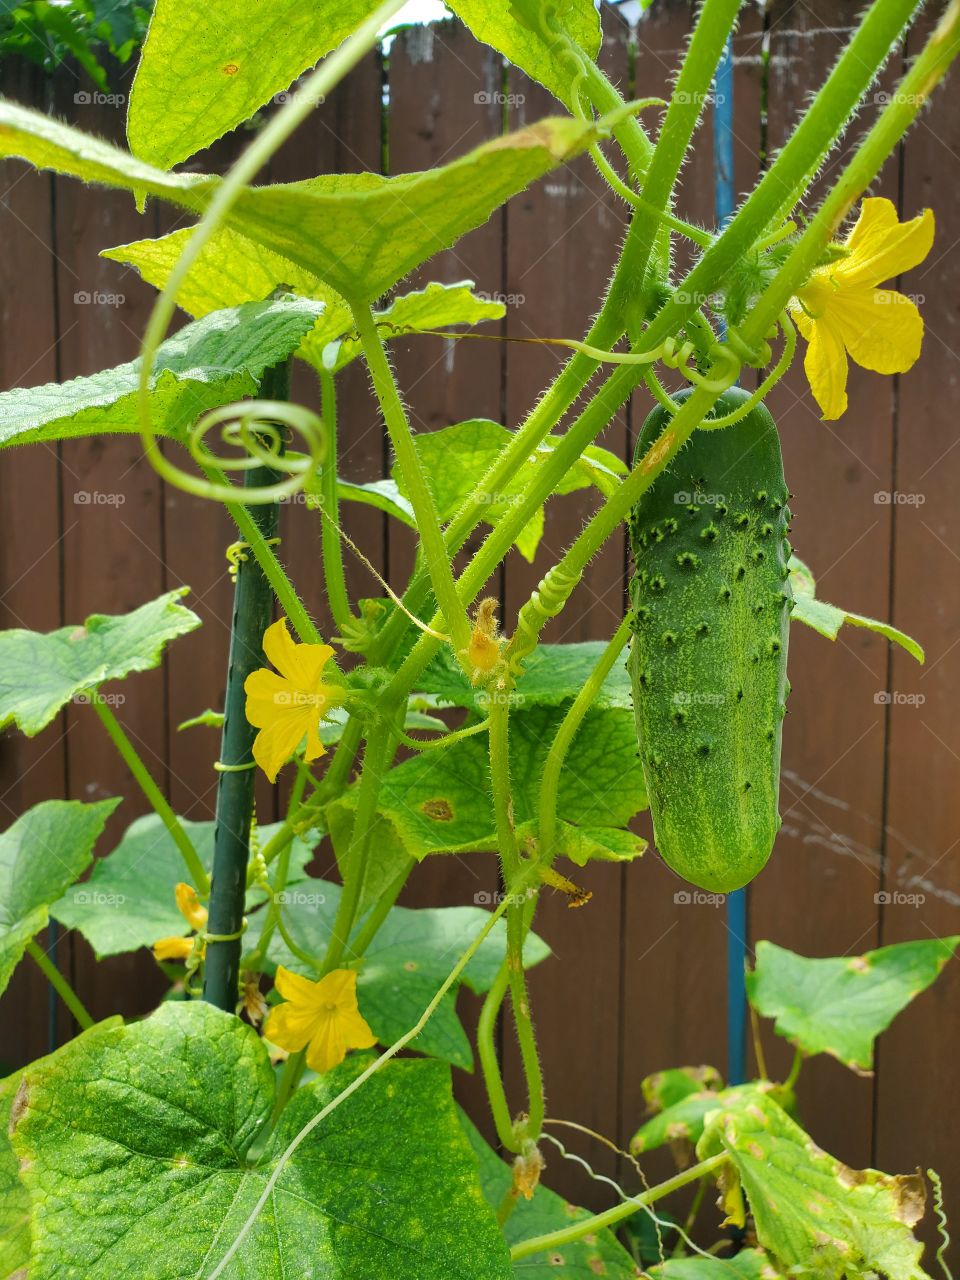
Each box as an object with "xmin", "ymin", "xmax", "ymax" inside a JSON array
[{"xmin": 203, "ymin": 360, "xmax": 289, "ymax": 1012}]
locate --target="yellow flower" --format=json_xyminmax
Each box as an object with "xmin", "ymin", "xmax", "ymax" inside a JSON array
[
  {"xmin": 244, "ymin": 619, "xmax": 339, "ymax": 783},
  {"xmin": 463, "ymin": 597, "xmax": 502, "ymax": 682},
  {"xmin": 152, "ymin": 880, "xmax": 208, "ymax": 963},
  {"xmin": 264, "ymin": 966, "xmax": 377, "ymax": 1074},
  {"xmin": 789, "ymin": 197, "xmax": 934, "ymax": 420}
]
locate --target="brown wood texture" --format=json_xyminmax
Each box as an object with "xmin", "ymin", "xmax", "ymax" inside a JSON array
[{"xmin": 1, "ymin": 0, "xmax": 958, "ymax": 1242}]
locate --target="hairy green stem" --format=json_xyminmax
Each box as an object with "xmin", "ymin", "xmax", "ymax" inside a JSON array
[
  {"xmin": 26, "ymin": 938, "xmax": 93, "ymax": 1030},
  {"xmin": 352, "ymin": 298, "xmax": 471, "ymax": 654},
  {"xmin": 477, "ymin": 960, "xmax": 517, "ymax": 1152},
  {"xmin": 92, "ymin": 698, "xmax": 207, "ymax": 892},
  {"xmin": 509, "ymin": 1154, "xmax": 728, "ymax": 1261}
]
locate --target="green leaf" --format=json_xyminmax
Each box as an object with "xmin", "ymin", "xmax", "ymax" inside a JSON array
[
  {"xmin": 447, "ymin": 0, "xmax": 601, "ymax": 107},
  {"xmin": 648, "ymin": 1250, "xmax": 779, "ymax": 1279},
  {"xmin": 336, "ymin": 477, "xmax": 416, "ymax": 526},
  {"xmin": 630, "ymin": 1081, "xmax": 780, "ymax": 1159},
  {"xmin": 0, "ymin": 799, "xmax": 119, "ymax": 997},
  {"xmin": 268, "ymin": 877, "xmax": 549, "ymax": 1069},
  {"xmin": 326, "ymin": 702, "xmax": 647, "ymax": 873},
  {"xmin": 418, "ymin": 640, "xmax": 633, "ymax": 713},
  {"xmin": 396, "ymin": 418, "xmax": 628, "ymax": 561},
  {"xmin": 0, "ymin": 99, "xmax": 599, "ymax": 302},
  {"xmin": 697, "ymin": 1091, "xmax": 932, "ymax": 1280},
  {"xmin": 11, "ymin": 1002, "xmax": 511, "ymax": 1278},
  {"xmin": 0, "ymin": 589, "xmax": 200, "ymax": 736},
  {"xmin": 0, "ymin": 1018, "xmax": 125, "ymax": 1279},
  {"xmin": 746, "ymin": 937, "xmax": 960, "ymax": 1073},
  {"xmin": 50, "ymin": 813, "xmax": 319, "ymax": 959},
  {"xmin": 789, "ymin": 554, "xmax": 924, "ymax": 663},
  {"xmin": 127, "ymin": 1, "xmax": 383, "ymax": 168},
  {"xmin": 0, "ymin": 297, "xmax": 322, "ymax": 449},
  {"xmin": 461, "ymin": 1109, "xmax": 639, "ymax": 1279},
  {"xmin": 642, "ymin": 1065, "xmax": 724, "ymax": 1114},
  {"xmin": 177, "ymin": 708, "xmax": 225, "ymax": 731}
]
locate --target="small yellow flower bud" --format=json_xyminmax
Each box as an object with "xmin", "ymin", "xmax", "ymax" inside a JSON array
[
  {"xmin": 175, "ymin": 882, "xmax": 208, "ymax": 931},
  {"xmin": 464, "ymin": 598, "xmax": 502, "ymax": 680}
]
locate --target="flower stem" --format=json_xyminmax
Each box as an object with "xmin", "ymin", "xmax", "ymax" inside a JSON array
[
  {"xmin": 26, "ymin": 938, "xmax": 93, "ymax": 1031},
  {"xmin": 203, "ymin": 361, "xmax": 287, "ymax": 1012},
  {"xmin": 92, "ymin": 698, "xmax": 207, "ymax": 893},
  {"xmin": 509, "ymin": 1153, "xmax": 728, "ymax": 1261},
  {"xmin": 352, "ymin": 298, "xmax": 471, "ymax": 655}
]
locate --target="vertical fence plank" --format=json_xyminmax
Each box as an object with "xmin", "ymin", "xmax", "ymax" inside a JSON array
[
  {"xmin": 0, "ymin": 63, "xmax": 70, "ymax": 1066},
  {"xmin": 748, "ymin": 0, "xmax": 898, "ymax": 1171},
  {"xmin": 386, "ymin": 18, "xmax": 506, "ymax": 1137},
  {"xmin": 498, "ymin": 8, "xmax": 632, "ymax": 1197},
  {"xmin": 874, "ymin": 0, "xmax": 960, "ymax": 1243}
]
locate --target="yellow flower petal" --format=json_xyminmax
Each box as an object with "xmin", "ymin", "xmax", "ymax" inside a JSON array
[
  {"xmin": 153, "ymin": 935, "xmax": 194, "ymax": 962},
  {"xmin": 839, "ymin": 198, "xmax": 934, "ymax": 287},
  {"xmin": 262, "ymin": 619, "xmax": 335, "ymax": 690},
  {"xmin": 263, "ymin": 1000, "xmax": 320, "ymax": 1053},
  {"xmin": 304, "ymin": 1013, "xmax": 349, "ymax": 1075},
  {"xmin": 251, "ymin": 709, "xmax": 315, "ymax": 783},
  {"xmin": 803, "ymin": 314, "xmax": 849, "ymax": 420},
  {"xmin": 243, "ymin": 669, "xmax": 298, "ymax": 728},
  {"xmin": 830, "ymin": 287, "xmax": 924, "ymax": 375},
  {"xmin": 275, "ymin": 964, "xmax": 326, "ymax": 1007},
  {"xmin": 174, "ymin": 882, "xmax": 207, "ymax": 931}
]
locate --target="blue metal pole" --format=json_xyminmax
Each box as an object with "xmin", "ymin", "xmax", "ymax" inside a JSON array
[{"xmin": 713, "ymin": 33, "xmax": 748, "ymax": 1087}]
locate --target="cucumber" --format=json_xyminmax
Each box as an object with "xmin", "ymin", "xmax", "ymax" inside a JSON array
[{"xmin": 628, "ymin": 388, "xmax": 792, "ymax": 893}]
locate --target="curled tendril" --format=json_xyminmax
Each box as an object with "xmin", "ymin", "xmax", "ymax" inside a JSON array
[
  {"xmin": 928, "ymin": 1168, "xmax": 953, "ymax": 1280},
  {"xmin": 144, "ymin": 399, "xmax": 326, "ymax": 505},
  {"xmin": 507, "ymin": 564, "xmax": 583, "ymax": 677}
]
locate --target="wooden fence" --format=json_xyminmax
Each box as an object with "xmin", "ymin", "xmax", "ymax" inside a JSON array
[{"xmin": 2, "ymin": 0, "xmax": 959, "ymax": 1244}]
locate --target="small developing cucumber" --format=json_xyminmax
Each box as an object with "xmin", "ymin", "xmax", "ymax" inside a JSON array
[{"xmin": 628, "ymin": 388, "xmax": 792, "ymax": 893}]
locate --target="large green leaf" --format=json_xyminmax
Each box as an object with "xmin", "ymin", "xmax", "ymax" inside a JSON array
[
  {"xmin": 0, "ymin": 799, "xmax": 119, "ymax": 997},
  {"xmin": 326, "ymin": 702, "xmax": 647, "ymax": 881},
  {"xmin": 697, "ymin": 1092, "xmax": 931, "ymax": 1280},
  {"xmin": 127, "ymin": 1, "xmax": 381, "ymax": 168},
  {"xmin": 0, "ymin": 1018, "xmax": 124, "ymax": 1279},
  {"xmin": 746, "ymin": 937, "xmax": 960, "ymax": 1073},
  {"xmin": 418, "ymin": 640, "xmax": 633, "ymax": 714},
  {"xmin": 103, "ymin": 224, "xmax": 504, "ymax": 372},
  {"xmin": 789, "ymin": 554, "xmax": 924, "ymax": 663},
  {"xmin": 0, "ymin": 296, "xmax": 324, "ymax": 449},
  {"xmin": 648, "ymin": 1251, "xmax": 780, "ymax": 1279},
  {"xmin": 395, "ymin": 418, "xmax": 627, "ymax": 562},
  {"xmin": 0, "ymin": 589, "xmax": 200, "ymax": 736},
  {"xmin": 0, "ymin": 98, "xmax": 598, "ymax": 301},
  {"xmin": 460, "ymin": 1110, "xmax": 639, "ymax": 1279},
  {"xmin": 50, "ymin": 814, "xmax": 319, "ymax": 959},
  {"xmin": 447, "ymin": 0, "xmax": 601, "ymax": 107},
  {"xmin": 630, "ymin": 1081, "xmax": 781, "ymax": 1160},
  {"xmin": 267, "ymin": 877, "xmax": 549, "ymax": 1070},
  {"xmin": 11, "ymin": 1002, "xmax": 511, "ymax": 1279}
]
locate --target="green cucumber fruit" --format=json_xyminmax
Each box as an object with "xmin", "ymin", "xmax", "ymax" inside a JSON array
[{"xmin": 628, "ymin": 388, "xmax": 792, "ymax": 893}]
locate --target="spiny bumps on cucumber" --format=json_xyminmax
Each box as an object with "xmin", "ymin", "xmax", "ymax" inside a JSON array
[{"xmin": 628, "ymin": 388, "xmax": 792, "ymax": 893}]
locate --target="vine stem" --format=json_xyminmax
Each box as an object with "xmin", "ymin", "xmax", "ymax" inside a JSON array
[
  {"xmin": 92, "ymin": 698, "xmax": 207, "ymax": 892},
  {"xmin": 208, "ymin": 870, "xmax": 536, "ymax": 1279},
  {"xmin": 489, "ymin": 693, "xmax": 544, "ymax": 1146},
  {"xmin": 538, "ymin": 613, "xmax": 633, "ymax": 863},
  {"xmin": 477, "ymin": 960, "xmax": 516, "ymax": 1152},
  {"xmin": 204, "ymin": 360, "xmax": 287, "ymax": 1012},
  {"xmin": 26, "ymin": 938, "xmax": 93, "ymax": 1030},
  {"xmin": 509, "ymin": 1154, "xmax": 728, "ymax": 1262},
  {"xmin": 351, "ymin": 298, "xmax": 471, "ymax": 654}
]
